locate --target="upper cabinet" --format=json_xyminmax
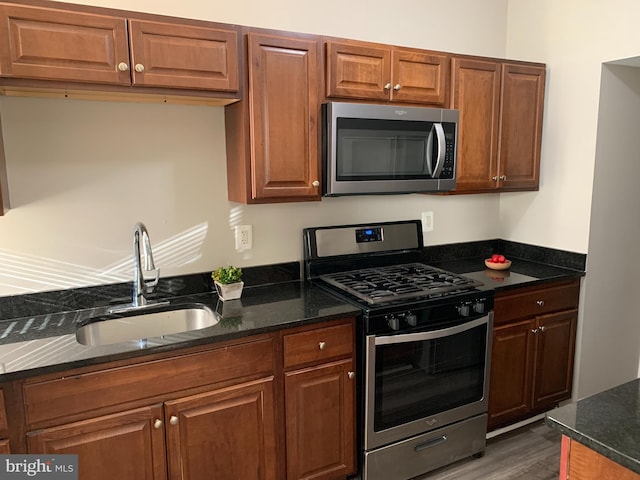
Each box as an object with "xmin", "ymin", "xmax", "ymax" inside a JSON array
[
  {"xmin": 0, "ymin": 3, "xmax": 240, "ymax": 97},
  {"xmin": 225, "ymin": 31, "xmax": 322, "ymax": 204},
  {"xmin": 451, "ymin": 56, "xmax": 546, "ymax": 193},
  {"xmin": 325, "ymin": 40, "xmax": 449, "ymax": 106}
]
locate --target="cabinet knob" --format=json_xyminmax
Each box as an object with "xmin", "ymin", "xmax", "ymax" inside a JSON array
[
  {"xmin": 319, "ymin": 341, "xmax": 326, "ymax": 351},
  {"xmin": 500, "ymin": 175, "xmax": 507, "ymax": 181},
  {"xmin": 118, "ymin": 62, "xmax": 129, "ymax": 72},
  {"xmin": 531, "ymin": 328, "xmax": 539, "ymax": 334},
  {"xmin": 135, "ymin": 64, "xmax": 145, "ymax": 73},
  {"xmin": 153, "ymin": 419, "xmax": 163, "ymax": 429},
  {"xmin": 536, "ymin": 300, "xmax": 545, "ymax": 307},
  {"xmin": 312, "ymin": 180, "xmax": 320, "ymax": 188},
  {"xmin": 492, "ymin": 176, "xmax": 498, "ymax": 181},
  {"xmin": 539, "ymin": 325, "xmax": 546, "ymax": 332},
  {"xmin": 384, "ymin": 83, "xmax": 391, "ymax": 90},
  {"xmin": 394, "ymin": 84, "xmax": 402, "ymax": 91},
  {"xmin": 348, "ymin": 371, "xmax": 355, "ymax": 380},
  {"xmin": 169, "ymin": 415, "xmax": 179, "ymax": 426}
]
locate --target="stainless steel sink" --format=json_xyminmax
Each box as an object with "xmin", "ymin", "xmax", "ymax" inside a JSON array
[{"xmin": 76, "ymin": 304, "xmax": 218, "ymax": 346}]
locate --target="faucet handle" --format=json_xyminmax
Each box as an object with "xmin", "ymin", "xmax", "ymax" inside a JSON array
[{"xmin": 143, "ymin": 268, "xmax": 160, "ymax": 292}]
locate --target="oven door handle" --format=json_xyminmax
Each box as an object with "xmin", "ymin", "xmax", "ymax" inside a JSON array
[{"xmin": 374, "ymin": 315, "xmax": 490, "ymax": 346}]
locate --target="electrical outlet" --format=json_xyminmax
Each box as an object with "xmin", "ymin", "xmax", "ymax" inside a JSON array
[
  {"xmin": 235, "ymin": 225, "xmax": 252, "ymax": 251},
  {"xmin": 421, "ymin": 211, "xmax": 434, "ymax": 232}
]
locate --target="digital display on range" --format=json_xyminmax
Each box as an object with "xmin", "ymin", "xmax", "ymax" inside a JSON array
[{"xmin": 356, "ymin": 227, "xmax": 383, "ymax": 243}]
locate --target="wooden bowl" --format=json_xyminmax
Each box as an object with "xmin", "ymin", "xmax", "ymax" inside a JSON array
[{"xmin": 485, "ymin": 258, "xmax": 512, "ymax": 270}]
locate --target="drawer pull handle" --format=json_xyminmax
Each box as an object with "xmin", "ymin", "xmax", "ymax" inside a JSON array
[
  {"xmin": 348, "ymin": 371, "xmax": 355, "ymax": 380},
  {"xmin": 169, "ymin": 415, "xmax": 179, "ymax": 426},
  {"xmin": 536, "ymin": 300, "xmax": 545, "ymax": 307},
  {"xmin": 153, "ymin": 419, "xmax": 162, "ymax": 429},
  {"xmin": 414, "ymin": 435, "xmax": 447, "ymax": 452},
  {"xmin": 319, "ymin": 341, "xmax": 326, "ymax": 350}
]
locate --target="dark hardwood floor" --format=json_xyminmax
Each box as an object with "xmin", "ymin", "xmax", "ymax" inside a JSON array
[{"xmin": 419, "ymin": 420, "xmax": 562, "ymax": 480}]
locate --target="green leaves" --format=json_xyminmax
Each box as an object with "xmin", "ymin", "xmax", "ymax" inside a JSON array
[{"xmin": 212, "ymin": 265, "xmax": 243, "ymax": 285}]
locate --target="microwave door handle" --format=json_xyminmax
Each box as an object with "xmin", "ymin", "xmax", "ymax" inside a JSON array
[
  {"xmin": 432, "ymin": 123, "xmax": 446, "ymax": 178},
  {"xmin": 425, "ymin": 125, "xmax": 435, "ymax": 176}
]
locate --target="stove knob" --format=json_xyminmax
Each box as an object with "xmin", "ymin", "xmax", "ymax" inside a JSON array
[
  {"xmin": 386, "ymin": 316, "xmax": 400, "ymax": 331},
  {"xmin": 458, "ymin": 303, "xmax": 470, "ymax": 317},
  {"xmin": 405, "ymin": 313, "xmax": 417, "ymax": 327},
  {"xmin": 473, "ymin": 301, "xmax": 485, "ymax": 314}
]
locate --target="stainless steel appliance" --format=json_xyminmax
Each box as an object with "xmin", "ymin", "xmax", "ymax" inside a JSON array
[
  {"xmin": 323, "ymin": 102, "xmax": 459, "ymax": 196},
  {"xmin": 303, "ymin": 220, "xmax": 493, "ymax": 480}
]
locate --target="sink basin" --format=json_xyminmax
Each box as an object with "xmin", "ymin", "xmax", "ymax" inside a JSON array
[{"xmin": 76, "ymin": 304, "xmax": 218, "ymax": 346}]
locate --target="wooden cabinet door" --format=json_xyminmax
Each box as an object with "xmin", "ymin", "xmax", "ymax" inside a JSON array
[
  {"xmin": 391, "ymin": 48, "xmax": 449, "ymax": 105},
  {"xmin": 451, "ymin": 57, "xmax": 501, "ymax": 192},
  {"xmin": 285, "ymin": 358, "xmax": 355, "ymax": 480},
  {"xmin": 533, "ymin": 309, "xmax": 578, "ymax": 409},
  {"xmin": 27, "ymin": 404, "xmax": 167, "ymax": 480},
  {"xmin": 325, "ymin": 41, "xmax": 391, "ymax": 101},
  {"xmin": 247, "ymin": 33, "xmax": 321, "ymax": 201},
  {"xmin": 488, "ymin": 318, "xmax": 536, "ymax": 430},
  {"xmin": 164, "ymin": 377, "xmax": 277, "ymax": 480},
  {"xmin": 128, "ymin": 20, "xmax": 239, "ymax": 91},
  {"xmin": 497, "ymin": 63, "xmax": 545, "ymax": 190},
  {"xmin": 0, "ymin": 4, "xmax": 130, "ymax": 85}
]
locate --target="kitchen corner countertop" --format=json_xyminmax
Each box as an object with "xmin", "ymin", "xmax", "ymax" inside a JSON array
[
  {"xmin": 545, "ymin": 378, "xmax": 640, "ymax": 474},
  {"xmin": 428, "ymin": 256, "xmax": 585, "ymax": 292},
  {"xmin": 0, "ymin": 281, "xmax": 360, "ymax": 380}
]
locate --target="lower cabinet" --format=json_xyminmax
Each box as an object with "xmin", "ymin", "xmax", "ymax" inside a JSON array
[
  {"xmin": 28, "ymin": 405, "xmax": 168, "ymax": 480},
  {"xmin": 27, "ymin": 377, "xmax": 276, "ymax": 480},
  {"xmin": 0, "ymin": 388, "xmax": 9, "ymax": 453},
  {"xmin": 164, "ymin": 377, "xmax": 277, "ymax": 480},
  {"xmin": 285, "ymin": 359, "xmax": 355, "ymax": 480},
  {"xmin": 488, "ymin": 279, "xmax": 580, "ymax": 430},
  {"xmin": 17, "ymin": 318, "xmax": 356, "ymax": 480},
  {"xmin": 283, "ymin": 321, "xmax": 356, "ymax": 480}
]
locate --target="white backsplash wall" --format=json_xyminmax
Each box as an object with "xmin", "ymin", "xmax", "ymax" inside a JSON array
[{"xmin": 0, "ymin": 96, "xmax": 500, "ymax": 296}]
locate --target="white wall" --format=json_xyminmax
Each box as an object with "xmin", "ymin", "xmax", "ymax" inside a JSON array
[
  {"xmin": 0, "ymin": 0, "xmax": 508, "ymax": 296},
  {"xmin": 505, "ymin": 0, "xmax": 640, "ymax": 396}
]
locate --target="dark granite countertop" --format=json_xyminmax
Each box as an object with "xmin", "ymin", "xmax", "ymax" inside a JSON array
[
  {"xmin": 545, "ymin": 378, "xmax": 640, "ymax": 474},
  {"xmin": 0, "ymin": 240, "xmax": 586, "ymax": 381},
  {"xmin": 0, "ymin": 280, "xmax": 359, "ymax": 380}
]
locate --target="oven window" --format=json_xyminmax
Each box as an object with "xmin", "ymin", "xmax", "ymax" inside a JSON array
[
  {"xmin": 336, "ymin": 118, "xmax": 434, "ymax": 181},
  {"xmin": 374, "ymin": 323, "xmax": 487, "ymax": 432}
]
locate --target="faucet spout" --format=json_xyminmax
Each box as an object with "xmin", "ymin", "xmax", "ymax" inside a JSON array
[
  {"xmin": 133, "ymin": 222, "xmax": 159, "ymax": 307},
  {"xmin": 109, "ymin": 222, "xmax": 168, "ymax": 313}
]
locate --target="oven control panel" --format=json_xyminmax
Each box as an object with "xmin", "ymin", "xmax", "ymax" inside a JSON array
[
  {"xmin": 370, "ymin": 293, "xmax": 493, "ymax": 334},
  {"xmin": 356, "ymin": 227, "xmax": 383, "ymax": 243}
]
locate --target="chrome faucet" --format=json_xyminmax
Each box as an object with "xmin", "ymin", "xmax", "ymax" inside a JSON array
[
  {"xmin": 132, "ymin": 222, "xmax": 159, "ymax": 307},
  {"xmin": 110, "ymin": 222, "xmax": 168, "ymax": 313}
]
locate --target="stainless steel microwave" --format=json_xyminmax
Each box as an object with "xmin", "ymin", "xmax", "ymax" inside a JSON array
[{"xmin": 323, "ymin": 102, "xmax": 459, "ymax": 196}]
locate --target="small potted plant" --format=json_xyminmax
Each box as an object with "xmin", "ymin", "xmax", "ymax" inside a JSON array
[{"xmin": 212, "ymin": 265, "xmax": 244, "ymax": 301}]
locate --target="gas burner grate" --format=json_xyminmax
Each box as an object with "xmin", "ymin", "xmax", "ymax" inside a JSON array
[{"xmin": 319, "ymin": 263, "xmax": 482, "ymax": 305}]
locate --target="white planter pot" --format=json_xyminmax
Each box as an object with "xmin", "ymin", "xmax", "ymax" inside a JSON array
[{"xmin": 214, "ymin": 281, "xmax": 244, "ymax": 301}]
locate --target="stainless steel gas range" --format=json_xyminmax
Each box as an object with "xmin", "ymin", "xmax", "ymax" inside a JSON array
[{"xmin": 303, "ymin": 220, "xmax": 494, "ymax": 480}]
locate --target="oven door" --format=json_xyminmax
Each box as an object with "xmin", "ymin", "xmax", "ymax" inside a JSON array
[{"xmin": 364, "ymin": 313, "xmax": 493, "ymax": 450}]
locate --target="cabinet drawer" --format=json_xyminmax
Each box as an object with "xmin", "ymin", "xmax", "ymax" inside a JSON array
[
  {"xmin": 24, "ymin": 337, "xmax": 273, "ymax": 427},
  {"xmin": 284, "ymin": 322, "xmax": 353, "ymax": 369},
  {"xmin": 494, "ymin": 280, "xmax": 580, "ymax": 325}
]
